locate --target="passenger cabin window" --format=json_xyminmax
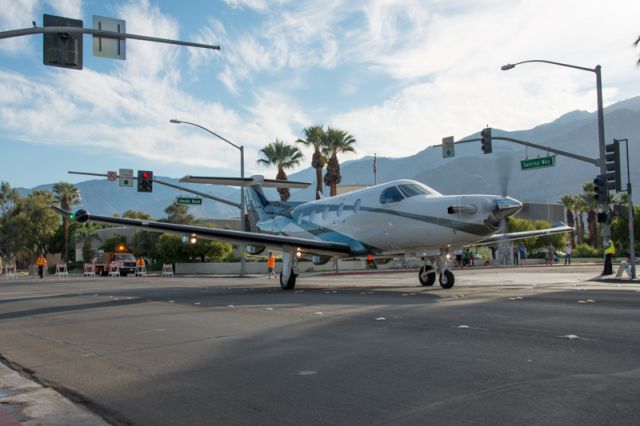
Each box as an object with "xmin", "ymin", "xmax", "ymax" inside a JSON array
[
  {"xmin": 379, "ymin": 186, "xmax": 405, "ymax": 204},
  {"xmin": 398, "ymin": 183, "xmax": 431, "ymax": 198}
]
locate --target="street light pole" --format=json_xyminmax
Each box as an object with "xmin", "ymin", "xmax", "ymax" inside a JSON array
[
  {"xmin": 170, "ymin": 119, "xmax": 247, "ymax": 277},
  {"xmin": 501, "ymin": 59, "xmax": 610, "ymax": 241}
]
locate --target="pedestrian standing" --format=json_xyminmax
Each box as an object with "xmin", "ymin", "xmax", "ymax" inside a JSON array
[
  {"xmin": 547, "ymin": 243, "xmax": 555, "ymax": 266},
  {"xmin": 519, "ymin": 243, "xmax": 527, "ymax": 266},
  {"xmin": 35, "ymin": 254, "xmax": 47, "ymax": 278},
  {"xmin": 267, "ymin": 252, "xmax": 276, "ymax": 279},
  {"xmin": 602, "ymin": 238, "xmax": 615, "ymax": 275},
  {"xmin": 564, "ymin": 242, "xmax": 572, "ymax": 265},
  {"xmin": 512, "ymin": 244, "xmax": 519, "ymax": 265}
]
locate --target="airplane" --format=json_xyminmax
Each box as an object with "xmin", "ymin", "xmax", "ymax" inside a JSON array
[{"xmin": 54, "ymin": 175, "xmax": 572, "ymax": 290}]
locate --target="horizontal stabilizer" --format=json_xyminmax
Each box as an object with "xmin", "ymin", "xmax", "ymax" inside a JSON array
[{"xmin": 180, "ymin": 175, "xmax": 310, "ymax": 189}]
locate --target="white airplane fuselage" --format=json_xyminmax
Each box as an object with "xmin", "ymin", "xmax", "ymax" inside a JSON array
[{"xmin": 253, "ymin": 179, "xmax": 520, "ymax": 257}]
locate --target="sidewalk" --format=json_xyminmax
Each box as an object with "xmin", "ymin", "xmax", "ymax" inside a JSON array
[{"xmin": 0, "ymin": 359, "xmax": 109, "ymax": 426}]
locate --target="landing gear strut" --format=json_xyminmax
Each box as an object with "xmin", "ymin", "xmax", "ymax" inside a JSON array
[{"xmin": 279, "ymin": 251, "xmax": 299, "ymax": 290}]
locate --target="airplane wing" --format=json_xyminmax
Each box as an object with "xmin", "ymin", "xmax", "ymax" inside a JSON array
[
  {"xmin": 53, "ymin": 207, "xmax": 352, "ymax": 258},
  {"xmin": 474, "ymin": 224, "xmax": 574, "ymax": 246}
]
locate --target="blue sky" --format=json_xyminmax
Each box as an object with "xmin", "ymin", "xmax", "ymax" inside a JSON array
[{"xmin": 1, "ymin": 0, "xmax": 640, "ymax": 188}]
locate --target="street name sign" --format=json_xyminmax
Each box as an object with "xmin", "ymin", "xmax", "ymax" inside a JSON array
[
  {"xmin": 177, "ymin": 197, "xmax": 203, "ymax": 205},
  {"xmin": 119, "ymin": 168, "xmax": 133, "ymax": 187},
  {"xmin": 442, "ymin": 136, "xmax": 454, "ymax": 158},
  {"xmin": 521, "ymin": 155, "xmax": 555, "ymax": 170}
]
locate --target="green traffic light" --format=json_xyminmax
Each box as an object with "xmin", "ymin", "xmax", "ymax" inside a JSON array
[{"xmin": 69, "ymin": 213, "xmax": 75, "ymax": 220}]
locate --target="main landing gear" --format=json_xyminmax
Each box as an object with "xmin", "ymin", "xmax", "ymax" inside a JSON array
[
  {"xmin": 419, "ymin": 251, "xmax": 455, "ymax": 289},
  {"xmin": 279, "ymin": 251, "xmax": 299, "ymax": 290}
]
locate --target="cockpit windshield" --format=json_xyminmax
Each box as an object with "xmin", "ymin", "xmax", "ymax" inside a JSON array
[{"xmin": 398, "ymin": 183, "xmax": 432, "ymax": 198}]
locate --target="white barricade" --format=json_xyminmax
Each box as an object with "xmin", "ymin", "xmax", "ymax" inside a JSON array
[
  {"xmin": 83, "ymin": 263, "xmax": 96, "ymax": 277},
  {"xmin": 55, "ymin": 263, "xmax": 69, "ymax": 277},
  {"xmin": 108, "ymin": 264, "xmax": 120, "ymax": 277},
  {"xmin": 135, "ymin": 265, "xmax": 147, "ymax": 277},
  {"xmin": 6, "ymin": 264, "xmax": 18, "ymax": 279},
  {"xmin": 161, "ymin": 264, "xmax": 174, "ymax": 277}
]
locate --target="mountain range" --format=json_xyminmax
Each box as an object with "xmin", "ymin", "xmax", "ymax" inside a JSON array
[{"xmin": 18, "ymin": 96, "xmax": 640, "ymax": 219}]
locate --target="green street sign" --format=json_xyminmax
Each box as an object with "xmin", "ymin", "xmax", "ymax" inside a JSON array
[
  {"xmin": 521, "ymin": 155, "xmax": 555, "ymax": 170},
  {"xmin": 177, "ymin": 197, "xmax": 203, "ymax": 205}
]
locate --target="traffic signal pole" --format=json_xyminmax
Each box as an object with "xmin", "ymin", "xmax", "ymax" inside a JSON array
[{"xmin": 0, "ymin": 25, "xmax": 220, "ymax": 51}]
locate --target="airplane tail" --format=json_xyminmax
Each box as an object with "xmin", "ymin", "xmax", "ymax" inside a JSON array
[{"xmin": 180, "ymin": 174, "xmax": 310, "ymax": 232}]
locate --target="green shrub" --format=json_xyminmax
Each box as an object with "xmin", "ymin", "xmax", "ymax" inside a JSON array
[{"xmin": 573, "ymin": 243, "xmax": 600, "ymax": 258}]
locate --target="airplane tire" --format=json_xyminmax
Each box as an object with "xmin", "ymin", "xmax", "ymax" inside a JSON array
[
  {"xmin": 439, "ymin": 270, "xmax": 455, "ymax": 289},
  {"xmin": 280, "ymin": 272, "xmax": 297, "ymax": 290},
  {"xmin": 418, "ymin": 265, "xmax": 436, "ymax": 286}
]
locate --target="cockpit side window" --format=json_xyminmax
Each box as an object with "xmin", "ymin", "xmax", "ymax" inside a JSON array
[
  {"xmin": 379, "ymin": 186, "xmax": 405, "ymax": 204},
  {"xmin": 398, "ymin": 183, "xmax": 431, "ymax": 198}
]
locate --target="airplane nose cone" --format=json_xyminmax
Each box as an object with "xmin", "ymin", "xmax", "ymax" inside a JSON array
[{"xmin": 492, "ymin": 197, "xmax": 522, "ymax": 220}]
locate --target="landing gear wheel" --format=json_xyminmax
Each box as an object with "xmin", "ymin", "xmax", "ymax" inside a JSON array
[
  {"xmin": 419, "ymin": 265, "xmax": 436, "ymax": 286},
  {"xmin": 280, "ymin": 271, "xmax": 297, "ymax": 290},
  {"xmin": 439, "ymin": 270, "xmax": 455, "ymax": 289}
]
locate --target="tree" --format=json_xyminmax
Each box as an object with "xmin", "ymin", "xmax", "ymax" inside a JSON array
[
  {"xmin": 74, "ymin": 224, "xmax": 102, "ymax": 262},
  {"xmin": 322, "ymin": 127, "xmax": 356, "ymax": 196},
  {"xmin": 634, "ymin": 34, "xmax": 640, "ymax": 65},
  {"xmin": 257, "ymin": 139, "xmax": 304, "ymax": 201},
  {"xmin": 123, "ymin": 210, "xmax": 154, "ymax": 220},
  {"xmin": 0, "ymin": 181, "xmax": 19, "ymax": 216},
  {"xmin": 573, "ymin": 195, "xmax": 586, "ymax": 245},
  {"xmin": 296, "ymin": 125, "xmax": 327, "ymax": 200},
  {"xmin": 165, "ymin": 202, "xmax": 195, "ymax": 224},
  {"xmin": 581, "ymin": 181, "xmax": 599, "ymax": 248},
  {"xmin": 14, "ymin": 190, "xmax": 59, "ymax": 264},
  {"xmin": 52, "ymin": 182, "xmax": 81, "ymax": 262},
  {"xmin": 99, "ymin": 235, "xmax": 127, "ymax": 252},
  {"xmin": 559, "ymin": 195, "xmax": 576, "ymax": 247},
  {"xmin": 132, "ymin": 230, "xmax": 161, "ymax": 259}
]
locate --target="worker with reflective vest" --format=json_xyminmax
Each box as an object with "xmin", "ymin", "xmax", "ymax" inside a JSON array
[
  {"xmin": 267, "ymin": 252, "xmax": 276, "ymax": 279},
  {"xmin": 603, "ymin": 238, "xmax": 615, "ymax": 276},
  {"xmin": 35, "ymin": 254, "xmax": 47, "ymax": 279}
]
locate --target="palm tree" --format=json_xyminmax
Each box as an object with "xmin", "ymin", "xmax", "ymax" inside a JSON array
[
  {"xmin": 573, "ymin": 194, "xmax": 586, "ymax": 245},
  {"xmin": 52, "ymin": 182, "xmax": 81, "ymax": 262},
  {"xmin": 581, "ymin": 182, "xmax": 599, "ymax": 249},
  {"xmin": 560, "ymin": 195, "xmax": 576, "ymax": 247},
  {"xmin": 634, "ymin": 34, "xmax": 640, "ymax": 65},
  {"xmin": 322, "ymin": 127, "xmax": 357, "ymax": 197},
  {"xmin": 296, "ymin": 125, "xmax": 327, "ymax": 200},
  {"xmin": 257, "ymin": 140, "xmax": 304, "ymax": 201}
]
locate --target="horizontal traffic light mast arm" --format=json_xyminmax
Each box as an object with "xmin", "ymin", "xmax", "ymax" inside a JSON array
[
  {"xmin": 0, "ymin": 26, "xmax": 220, "ymax": 51},
  {"xmin": 452, "ymin": 136, "xmax": 599, "ymax": 165},
  {"xmin": 68, "ymin": 171, "xmax": 240, "ymax": 208}
]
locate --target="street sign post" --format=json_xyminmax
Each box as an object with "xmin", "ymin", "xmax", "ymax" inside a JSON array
[
  {"xmin": 442, "ymin": 136, "xmax": 454, "ymax": 158},
  {"xmin": 521, "ymin": 155, "xmax": 555, "ymax": 170},
  {"xmin": 107, "ymin": 171, "xmax": 117, "ymax": 181},
  {"xmin": 119, "ymin": 168, "xmax": 133, "ymax": 187},
  {"xmin": 177, "ymin": 197, "xmax": 203, "ymax": 205}
]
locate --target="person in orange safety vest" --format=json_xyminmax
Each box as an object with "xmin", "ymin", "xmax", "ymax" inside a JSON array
[
  {"xmin": 267, "ymin": 252, "xmax": 276, "ymax": 279},
  {"xmin": 35, "ymin": 254, "xmax": 47, "ymax": 279}
]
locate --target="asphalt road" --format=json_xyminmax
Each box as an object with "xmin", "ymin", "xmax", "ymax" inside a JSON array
[{"xmin": 1, "ymin": 266, "xmax": 639, "ymax": 425}]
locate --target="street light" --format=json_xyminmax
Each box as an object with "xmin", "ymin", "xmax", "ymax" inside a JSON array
[
  {"xmin": 170, "ymin": 118, "xmax": 246, "ymax": 277},
  {"xmin": 501, "ymin": 59, "xmax": 610, "ymax": 240}
]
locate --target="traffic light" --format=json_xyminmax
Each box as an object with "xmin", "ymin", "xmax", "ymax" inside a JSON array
[
  {"xmin": 481, "ymin": 127, "xmax": 492, "ymax": 154},
  {"xmin": 593, "ymin": 174, "xmax": 608, "ymax": 203},
  {"xmin": 43, "ymin": 14, "xmax": 83, "ymax": 70},
  {"xmin": 605, "ymin": 141, "xmax": 621, "ymax": 192},
  {"xmin": 137, "ymin": 170, "xmax": 153, "ymax": 192}
]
